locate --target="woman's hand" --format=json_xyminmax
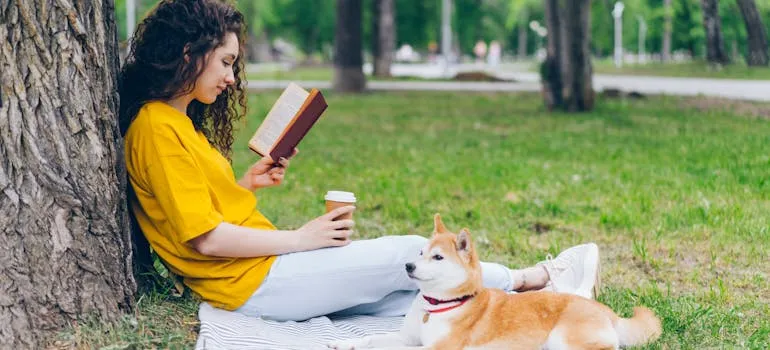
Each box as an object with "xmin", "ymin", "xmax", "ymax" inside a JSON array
[
  {"xmin": 292, "ymin": 206, "xmax": 357, "ymax": 251},
  {"xmin": 238, "ymin": 148, "xmax": 298, "ymax": 191}
]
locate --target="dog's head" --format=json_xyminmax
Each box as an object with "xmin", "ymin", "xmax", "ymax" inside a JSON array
[{"xmin": 405, "ymin": 214, "xmax": 483, "ymax": 298}]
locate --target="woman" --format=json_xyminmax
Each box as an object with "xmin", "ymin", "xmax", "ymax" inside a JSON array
[{"xmin": 119, "ymin": 0, "xmax": 601, "ymax": 322}]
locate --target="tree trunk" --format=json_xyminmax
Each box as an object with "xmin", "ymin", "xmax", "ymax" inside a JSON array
[
  {"xmin": 333, "ymin": 0, "xmax": 366, "ymax": 92},
  {"xmin": 663, "ymin": 0, "xmax": 672, "ymax": 62},
  {"xmin": 542, "ymin": 0, "xmax": 563, "ymax": 109},
  {"xmin": 736, "ymin": 0, "xmax": 769, "ymax": 66},
  {"xmin": 246, "ymin": 31, "xmax": 273, "ymax": 63},
  {"xmin": 517, "ymin": 8, "xmax": 528, "ymax": 59},
  {"xmin": 257, "ymin": 31, "xmax": 274, "ymax": 63},
  {"xmin": 0, "ymin": 0, "xmax": 135, "ymax": 348},
  {"xmin": 298, "ymin": 16, "xmax": 322, "ymax": 64},
  {"xmin": 701, "ymin": 0, "xmax": 730, "ymax": 65},
  {"xmin": 542, "ymin": 0, "xmax": 594, "ymax": 112},
  {"xmin": 372, "ymin": 0, "xmax": 395, "ymax": 78}
]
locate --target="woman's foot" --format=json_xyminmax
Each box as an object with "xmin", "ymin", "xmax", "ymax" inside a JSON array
[{"xmin": 537, "ymin": 243, "xmax": 601, "ymax": 299}]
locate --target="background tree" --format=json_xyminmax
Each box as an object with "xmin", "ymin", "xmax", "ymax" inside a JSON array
[
  {"xmin": 516, "ymin": 6, "xmax": 528, "ymax": 58},
  {"xmin": 737, "ymin": 0, "xmax": 769, "ymax": 65},
  {"xmin": 663, "ymin": 0, "xmax": 673, "ymax": 61},
  {"xmin": 590, "ymin": 0, "xmax": 614, "ymax": 57},
  {"xmin": 114, "ymin": 0, "xmax": 155, "ymax": 42},
  {"xmin": 672, "ymin": 0, "xmax": 702, "ymax": 57},
  {"xmin": 542, "ymin": 0, "xmax": 594, "ymax": 112},
  {"xmin": 112, "ymin": 0, "xmax": 770, "ymax": 65},
  {"xmin": 507, "ymin": 0, "xmax": 543, "ymax": 59},
  {"xmin": 454, "ymin": 0, "xmax": 484, "ymax": 54},
  {"xmin": 372, "ymin": 0, "xmax": 396, "ymax": 77},
  {"xmin": 281, "ymin": 0, "xmax": 336, "ymax": 62},
  {"xmin": 333, "ymin": 0, "xmax": 365, "ymax": 92},
  {"xmin": 394, "ymin": 0, "xmax": 439, "ymax": 51},
  {"xmin": 237, "ymin": 0, "xmax": 279, "ymax": 62},
  {"xmin": 0, "ymin": 0, "xmax": 134, "ymax": 348},
  {"xmin": 452, "ymin": 0, "xmax": 508, "ymax": 55},
  {"xmin": 701, "ymin": 0, "xmax": 730, "ymax": 64}
]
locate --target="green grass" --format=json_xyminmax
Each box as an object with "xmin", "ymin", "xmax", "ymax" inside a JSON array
[
  {"xmin": 251, "ymin": 61, "xmax": 770, "ymax": 82},
  {"xmin": 593, "ymin": 59, "xmax": 770, "ymax": 80},
  {"xmin": 62, "ymin": 92, "xmax": 770, "ymax": 348}
]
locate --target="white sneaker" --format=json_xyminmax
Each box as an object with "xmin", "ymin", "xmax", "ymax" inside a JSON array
[{"xmin": 537, "ymin": 243, "xmax": 601, "ymax": 299}]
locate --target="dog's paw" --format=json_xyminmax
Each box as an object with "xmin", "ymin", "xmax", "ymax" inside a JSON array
[{"xmin": 327, "ymin": 338, "xmax": 366, "ymax": 349}]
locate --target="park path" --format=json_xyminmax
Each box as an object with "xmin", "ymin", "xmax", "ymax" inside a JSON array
[{"xmin": 245, "ymin": 63, "xmax": 770, "ymax": 102}]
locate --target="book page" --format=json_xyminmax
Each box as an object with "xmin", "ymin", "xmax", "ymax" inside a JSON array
[{"xmin": 250, "ymin": 82, "xmax": 310, "ymax": 155}]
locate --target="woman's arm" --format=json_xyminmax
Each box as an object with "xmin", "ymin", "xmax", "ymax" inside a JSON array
[{"xmin": 189, "ymin": 205, "xmax": 356, "ymax": 257}]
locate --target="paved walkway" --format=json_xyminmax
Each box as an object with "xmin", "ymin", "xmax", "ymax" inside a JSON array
[
  {"xmin": 507, "ymin": 72, "xmax": 770, "ymax": 102},
  {"xmin": 245, "ymin": 63, "xmax": 770, "ymax": 102},
  {"xmin": 246, "ymin": 80, "xmax": 539, "ymax": 93}
]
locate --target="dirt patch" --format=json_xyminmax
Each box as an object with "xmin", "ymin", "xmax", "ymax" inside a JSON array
[
  {"xmin": 530, "ymin": 222, "xmax": 554, "ymax": 234},
  {"xmin": 453, "ymin": 71, "xmax": 515, "ymax": 82},
  {"xmin": 597, "ymin": 236, "xmax": 770, "ymax": 305},
  {"xmin": 682, "ymin": 97, "xmax": 770, "ymax": 119},
  {"xmin": 600, "ymin": 88, "xmax": 647, "ymax": 99}
]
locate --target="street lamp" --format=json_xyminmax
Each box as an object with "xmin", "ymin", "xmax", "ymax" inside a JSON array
[{"xmin": 612, "ymin": 2, "xmax": 625, "ymax": 68}]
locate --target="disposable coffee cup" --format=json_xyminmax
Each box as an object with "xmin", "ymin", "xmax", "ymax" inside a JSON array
[{"xmin": 325, "ymin": 191, "xmax": 356, "ymax": 220}]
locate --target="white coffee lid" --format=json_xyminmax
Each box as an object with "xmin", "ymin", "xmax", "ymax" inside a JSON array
[{"xmin": 325, "ymin": 190, "xmax": 356, "ymax": 202}]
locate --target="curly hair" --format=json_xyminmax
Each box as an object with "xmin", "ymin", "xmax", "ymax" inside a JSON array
[{"xmin": 118, "ymin": 0, "xmax": 247, "ymax": 159}]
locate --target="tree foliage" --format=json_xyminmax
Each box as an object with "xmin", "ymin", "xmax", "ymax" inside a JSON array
[{"xmin": 111, "ymin": 0, "xmax": 770, "ymax": 63}]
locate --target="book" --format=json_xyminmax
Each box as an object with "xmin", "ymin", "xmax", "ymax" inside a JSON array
[{"xmin": 248, "ymin": 82, "xmax": 329, "ymax": 161}]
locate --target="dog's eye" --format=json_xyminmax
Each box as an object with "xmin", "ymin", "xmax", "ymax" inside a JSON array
[
  {"xmin": 419, "ymin": 251, "xmax": 423, "ymax": 256},
  {"xmin": 432, "ymin": 254, "xmax": 443, "ymax": 261}
]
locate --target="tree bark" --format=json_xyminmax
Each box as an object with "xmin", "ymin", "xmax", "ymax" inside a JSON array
[
  {"xmin": 246, "ymin": 31, "xmax": 273, "ymax": 63},
  {"xmin": 663, "ymin": 0, "xmax": 672, "ymax": 62},
  {"xmin": 701, "ymin": 0, "xmax": 730, "ymax": 65},
  {"xmin": 333, "ymin": 0, "xmax": 366, "ymax": 92},
  {"xmin": 736, "ymin": 0, "xmax": 769, "ymax": 66},
  {"xmin": 542, "ymin": 0, "xmax": 594, "ymax": 112},
  {"xmin": 0, "ymin": 0, "xmax": 135, "ymax": 348},
  {"xmin": 542, "ymin": 0, "xmax": 563, "ymax": 109},
  {"xmin": 372, "ymin": 0, "xmax": 395, "ymax": 78}
]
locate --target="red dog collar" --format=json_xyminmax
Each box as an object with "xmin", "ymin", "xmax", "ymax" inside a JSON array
[{"xmin": 422, "ymin": 294, "xmax": 474, "ymax": 313}]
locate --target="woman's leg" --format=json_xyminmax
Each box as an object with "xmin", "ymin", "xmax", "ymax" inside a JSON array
[
  {"xmin": 234, "ymin": 235, "xmax": 427, "ymax": 321},
  {"xmin": 233, "ymin": 234, "xmax": 515, "ymax": 321},
  {"xmin": 234, "ymin": 236, "xmax": 599, "ymax": 321}
]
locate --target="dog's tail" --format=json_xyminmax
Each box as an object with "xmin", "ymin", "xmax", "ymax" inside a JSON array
[{"xmin": 614, "ymin": 306, "xmax": 662, "ymax": 347}]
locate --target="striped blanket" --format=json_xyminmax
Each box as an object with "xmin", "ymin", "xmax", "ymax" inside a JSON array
[{"xmin": 195, "ymin": 303, "xmax": 404, "ymax": 349}]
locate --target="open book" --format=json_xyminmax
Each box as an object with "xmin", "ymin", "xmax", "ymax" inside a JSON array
[{"xmin": 248, "ymin": 82, "xmax": 328, "ymax": 161}]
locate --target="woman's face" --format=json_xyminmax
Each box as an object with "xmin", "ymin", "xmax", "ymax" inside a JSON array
[{"xmin": 192, "ymin": 32, "xmax": 239, "ymax": 104}]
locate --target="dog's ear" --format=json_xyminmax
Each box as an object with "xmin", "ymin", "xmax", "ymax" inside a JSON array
[
  {"xmin": 456, "ymin": 228, "xmax": 473, "ymax": 258},
  {"xmin": 433, "ymin": 213, "xmax": 448, "ymax": 234}
]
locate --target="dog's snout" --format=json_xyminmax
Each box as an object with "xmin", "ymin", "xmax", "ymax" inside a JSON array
[{"xmin": 405, "ymin": 263, "xmax": 416, "ymax": 273}]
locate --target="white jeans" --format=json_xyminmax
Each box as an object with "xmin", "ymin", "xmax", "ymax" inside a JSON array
[{"xmin": 234, "ymin": 235, "xmax": 513, "ymax": 321}]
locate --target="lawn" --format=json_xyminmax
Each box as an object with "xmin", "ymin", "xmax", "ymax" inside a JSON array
[
  {"xmin": 60, "ymin": 91, "xmax": 770, "ymax": 349},
  {"xmin": 249, "ymin": 61, "xmax": 770, "ymax": 82},
  {"xmin": 593, "ymin": 59, "xmax": 770, "ymax": 80}
]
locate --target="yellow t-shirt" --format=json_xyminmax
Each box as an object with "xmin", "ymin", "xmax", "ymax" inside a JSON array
[{"xmin": 124, "ymin": 101, "xmax": 277, "ymax": 310}]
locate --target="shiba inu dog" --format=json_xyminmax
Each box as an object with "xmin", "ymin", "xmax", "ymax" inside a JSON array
[{"xmin": 328, "ymin": 214, "xmax": 662, "ymax": 350}]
